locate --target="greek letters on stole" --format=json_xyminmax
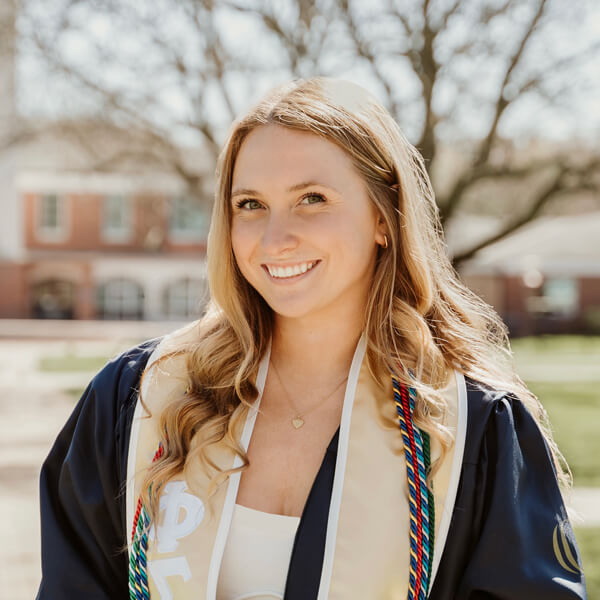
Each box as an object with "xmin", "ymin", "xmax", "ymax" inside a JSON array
[{"xmin": 126, "ymin": 321, "xmax": 466, "ymax": 600}]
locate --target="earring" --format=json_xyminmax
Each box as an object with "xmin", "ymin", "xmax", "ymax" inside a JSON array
[{"xmin": 382, "ymin": 234, "xmax": 389, "ymax": 249}]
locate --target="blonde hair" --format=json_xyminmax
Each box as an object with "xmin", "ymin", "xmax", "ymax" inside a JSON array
[{"xmin": 139, "ymin": 77, "xmax": 570, "ymax": 521}]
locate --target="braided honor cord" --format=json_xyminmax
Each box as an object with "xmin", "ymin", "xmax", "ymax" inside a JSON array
[
  {"xmin": 392, "ymin": 374, "xmax": 435, "ymax": 600},
  {"xmin": 129, "ymin": 443, "xmax": 164, "ymax": 600}
]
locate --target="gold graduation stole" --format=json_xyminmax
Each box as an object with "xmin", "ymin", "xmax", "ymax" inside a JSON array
[{"xmin": 127, "ymin": 323, "xmax": 465, "ymax": 600}]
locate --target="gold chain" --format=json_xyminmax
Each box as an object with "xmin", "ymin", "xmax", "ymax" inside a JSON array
[{"xmin": 269, "ymin": 359, "xmax": 348, "ymax": 429}]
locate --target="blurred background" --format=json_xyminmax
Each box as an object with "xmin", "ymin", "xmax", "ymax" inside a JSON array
[{"xmin": 0, "ymin": 0, "xmax": 598, "ymax": 598}]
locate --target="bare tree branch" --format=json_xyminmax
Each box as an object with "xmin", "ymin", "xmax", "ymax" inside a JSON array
[
  {"xmin": 334, "ymin": 0, "xmax": 402, "ymax": 117},
  {"xmin": 474, "ymin": 0, "xmax": 547, "ymax": 169},
  {"xmin": 26, "ymin": 27, "xmax": 217, "ymax": 187},
  {"xmin": 436, "ymin": 0, "xmax": 461, "ymax": 32},
  {"xmin": 415, "ymin": 0, "xmax": 439, "ymax": 164},
  {"xmin": 438, "ymin": 3, "xmax": 598, "ymax": 228},
  {"xmin": 220, "ymin": 0, "xmax": 305, "ymax": 74},
  {"xmin": 388, "ymin": 0, "xmax": 412, "ymax": 37},
  {"xmin": 452, "ymin": 157, "xmax": 600, "ymax": 266},
  {"xmin": 514, "ymin": 38, "xmax": 600, "ymax": 100}
]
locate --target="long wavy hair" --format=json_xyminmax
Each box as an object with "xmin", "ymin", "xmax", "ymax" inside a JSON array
[{"xmin": 139, "ymin": 77, "xmax": 570, "ymax": 522}]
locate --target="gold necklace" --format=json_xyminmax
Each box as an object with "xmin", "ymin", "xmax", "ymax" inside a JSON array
[{"xmin": 269, "ymin": 359, "xmax": 349, "ymax": 429}]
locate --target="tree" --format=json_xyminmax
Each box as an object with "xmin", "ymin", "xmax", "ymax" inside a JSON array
[{"xmin": 6, "ymin": 0, "xmax": 600, "ymax": 265}]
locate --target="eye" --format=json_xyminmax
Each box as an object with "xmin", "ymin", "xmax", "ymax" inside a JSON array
[
  {"xmin": 235, "ymin": 199, "xmax": 263, "ymax": 210},
  {"xmin": 234, "ymin": 193, "xmax": 325, "ymax": 211},
  {"xmin": 300, "ymin": 193, "xmax": 326, "ymax": 205}
]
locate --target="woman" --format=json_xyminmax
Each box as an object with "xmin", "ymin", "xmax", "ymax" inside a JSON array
[{"xmin": 37, "ymin": 78, "xmax": 587, "ymax": 600}]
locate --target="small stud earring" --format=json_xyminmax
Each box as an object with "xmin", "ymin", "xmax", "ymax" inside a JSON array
[{"xmin": 382, "ymin": 234, "xmax": 388, "ymax": 249}]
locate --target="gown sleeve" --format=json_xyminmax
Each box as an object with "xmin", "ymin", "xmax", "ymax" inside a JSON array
[
  {"xmin": 35, "ymin": 339, "xmax": 159, "ymax": 600},
  {"xmin": 456, "ymin": 394, "xmax": 587, "ymax": 599}
]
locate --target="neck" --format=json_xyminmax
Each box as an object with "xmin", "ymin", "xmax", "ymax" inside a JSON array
[{"xmin": 270, "ymin": 305, "xmax": 365, "ymax": 389}]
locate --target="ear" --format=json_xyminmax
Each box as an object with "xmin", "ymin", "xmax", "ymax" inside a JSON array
[{"xmin": 375, "ymin": 216, "xmax": 388, "ymax": 247}]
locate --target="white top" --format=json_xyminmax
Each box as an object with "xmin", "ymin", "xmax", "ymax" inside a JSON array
[{"xmin": 216, "ymin": 503, "xmax": 301, "ymax": 600}]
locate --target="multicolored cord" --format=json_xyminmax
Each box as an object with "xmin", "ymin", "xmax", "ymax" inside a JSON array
[
  {"xmin": 129, "ymin": 443, "xmax": 164, "ymax": 600},
  {"xmin": 392, "ymin": 374, "xmax": 434, "ymax": 600},
  {"xmin": 128, "ymin": 376, "xmax": 434, "ymax": 599}
]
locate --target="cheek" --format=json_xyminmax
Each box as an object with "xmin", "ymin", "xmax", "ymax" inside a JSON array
[
  {"xmin": 334, "ymin": 209, "xmax": 377, "ymax": 249},
  {"xmin": 341, "ymin": 217, "xmax": 379, "ymax": 271},
  {"xmin": 230, "ymin": 221, "xmax": 255, "ymax": 261}
]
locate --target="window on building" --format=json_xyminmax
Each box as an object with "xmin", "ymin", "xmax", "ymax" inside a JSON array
[
  {"xmin": 169, "ymin": 195, "xmax": 210, "ymax": 242},
  {"xmin": 102, "ymin": 195, "xmax": 132, "ymax": 242},
  {"xmin": 38, "ymin": 194, "xmax": 67, "ymax": 238},
  {"xmin": 97, "ymin": 278, "xmax": 144, "ymax": 320},
  {"xmin": 543, "ymin": 277, "xmax": 579, "ymax": 317},
  {"xmin": 163, "ymin": 277, "xmax": 207, "ymax": 319}
]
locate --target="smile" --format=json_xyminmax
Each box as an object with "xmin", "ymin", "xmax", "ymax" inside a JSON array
[{"xmin": 263, "ymin": 260, "xmax": 320, "ymax": 280}]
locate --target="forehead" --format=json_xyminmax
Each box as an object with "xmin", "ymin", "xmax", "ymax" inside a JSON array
[{"xmin": 231, "ymin": 124, "xmax": 363, "ymax": 193}]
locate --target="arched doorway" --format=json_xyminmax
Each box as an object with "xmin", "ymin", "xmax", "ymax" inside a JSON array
[
  {"xmin": 31, "ymin": 279, "xmax": 75, "ymax": 319},
  {"xmin": 97, "ymin": 278, "xmax": 145, "ymax": 320},
  {"xmin": 163, "ymin": 277, "xmax": 207, "ymax": 319}
]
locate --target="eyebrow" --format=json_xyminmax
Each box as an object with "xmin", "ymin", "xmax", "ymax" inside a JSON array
[{"xmin": 230, "ymin": 180, "xmax": 341, "ymax": 199}]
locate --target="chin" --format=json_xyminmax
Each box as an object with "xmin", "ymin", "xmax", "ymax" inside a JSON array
[{"xmin": 262, "ymin": 297, "xmax": 320, "ymax": 321}]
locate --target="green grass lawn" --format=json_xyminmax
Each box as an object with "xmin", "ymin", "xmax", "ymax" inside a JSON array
[
  {"xmin": 511, "ymin": 335, "xmax": 600, "ymax": 487},
  {"xmin": 38, "ymin": 354, "xmax": 110, "ymax": 372},
  {"xmin": 575, "ymin": 527, "xmax": 600, "ymax": 598},
  {"xmin": 511, "ymin": 334, "xmax": 600, "ymax": 359},
  {"xmin": 511, "ymin": 335, "xmax": 600, "ymax": 378},
  {"xmin": 526, "ymin": 380, "xmax": 600, "ymax": 486}
]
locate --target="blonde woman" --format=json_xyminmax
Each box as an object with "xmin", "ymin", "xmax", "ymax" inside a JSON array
[{"xmin": 37, "ymin": 78, "xmax": 587, "ymax": 600}]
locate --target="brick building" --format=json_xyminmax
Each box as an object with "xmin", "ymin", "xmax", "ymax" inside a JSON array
[
  {"xmin": 0, "ymin": 167, "xmax": 213, "ymax": 321},
  {"xmin": 0, "ymin": 1, "xmax": 217, "ymax": 322},
  {"xmin": 454, "ymin": 214, "xmax": 600, "ymax": 336}
]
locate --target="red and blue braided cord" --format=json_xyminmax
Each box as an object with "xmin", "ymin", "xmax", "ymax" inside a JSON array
[
  {"xmin": 393, "ymin": 375, "xmax": 433, "ymax": 599},
  {"xmin": 409, "ymin": 385, "xmax": 433, "ymax": 599}
]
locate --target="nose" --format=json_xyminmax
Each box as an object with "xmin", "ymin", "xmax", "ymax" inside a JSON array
[{"xmin": 260, "ymin": 209, "xmax": 299, "ymax": 256}]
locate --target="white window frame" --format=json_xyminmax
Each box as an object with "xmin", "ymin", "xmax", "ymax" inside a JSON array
[
  {"xmin": 163, "ymin": 277, "xmax": 207, "ymax": 319},
  {"xmin": 101, "ymin": 194, "xmax": 133, "ymax": 243},
  {"xmin": 168, "ymin": 195, "xmax": 209, "ymax": 243},
  {"xmin": 542, "ymin": 277, "xmax": 580, "ymax": 317},
  {"xmin": 35, "ymin": 193, "xmax": 70, "ymax": 242}
]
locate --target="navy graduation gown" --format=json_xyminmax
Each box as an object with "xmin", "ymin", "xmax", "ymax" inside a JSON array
[{"xmin": 36, "ymin": 337, "xmax": 587, "ymax": 599}]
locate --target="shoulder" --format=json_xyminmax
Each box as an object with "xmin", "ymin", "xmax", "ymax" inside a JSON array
[
  {"xmin": 40, "ymin": 334, "xmax": 168, "ymax": 501},
  {"xmin": 436, "ymin": 375, "xmax": 586, "ymax": 599},
  {"xmin": 82, "ymin": 335, "xmax": 164, "ymax": 427},
  {"xmin": 96, "ymin": 319, "xmax": 203, "ymax": 376},
  {"xmin": 94, "ymin": 336, "xmax": 164, "ymax": 391},
  {"xmin": 88, "ymin": 317, "xmax": 203, "ymax": 406},
  {"xmin": 36, "ymin": 335, "xmax": 166, "ymax": 598},
  {"xmin": 52, "ymin": 335, "xmax": 165, "ymax": 452},
  {"xmin": 463, "ymin": 375, "xmax": 527, "ymax": 421},
  {"xmin": 82, "ymin": 319, "xmax": 204, "ymax": 436},
  {"xmin": 84, "ymin": 317, "xmax": 202, "ymax": 409},
  {"xmin": 461, "ymin": 375, "xmax": 541, "ymax": 464}
]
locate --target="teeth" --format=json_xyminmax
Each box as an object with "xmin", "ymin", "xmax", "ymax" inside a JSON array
[{"xmin": 266, "ymin": 261, "xmax": 317, "ymax": 279}]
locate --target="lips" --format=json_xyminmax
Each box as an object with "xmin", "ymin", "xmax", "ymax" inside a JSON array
[{"xmin": 262, "ymin": 260, "xmax": 321, "ymax": 280}]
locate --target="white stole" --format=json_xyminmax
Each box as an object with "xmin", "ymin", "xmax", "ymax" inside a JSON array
[{"xmin": 126, "ymin": 321, "xmax": 467, "ymax": 600}]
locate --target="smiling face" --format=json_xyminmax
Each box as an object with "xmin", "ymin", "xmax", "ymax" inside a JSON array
[{"xmin": 230, "ymin": 124, "xmax": 386, "ymax": 324}]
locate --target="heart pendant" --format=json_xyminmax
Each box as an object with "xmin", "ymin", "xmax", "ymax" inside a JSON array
[{"xmin": 292, "ymin": 417, "xmax": 304, "ymax": 429}]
